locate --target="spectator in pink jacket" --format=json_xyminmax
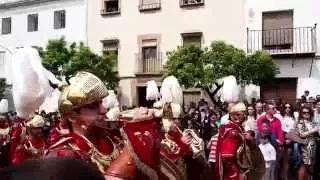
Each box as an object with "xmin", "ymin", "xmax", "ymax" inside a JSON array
[{"xmin": 257, "ymin": 104, "xmax": 284, "ymax": 145}]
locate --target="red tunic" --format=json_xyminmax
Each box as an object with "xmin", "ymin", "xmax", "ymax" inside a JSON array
[
  {"xmin": 215, "ymin": 122, "xmax": 244, "ymax": 180},
  {"xmin": 0, "ymin": 125, "xmax": 11, "ymax": 167},
  {"xmin": 45, "ymin": 132, "xmax": 120, "ymax": 174},
  {"xmin": 48, "ymin": 122, "xmax": 70, "ymax": 146},
  {"xmin": 11, "ymin": 136, "xmax": 46, "ymax": 165},
  {"xmin": 9, "ymin": 118, "xmax": 26, "ymax": 164},
  {"xmin": 160, "ymin": 127, "xmax": 191, "ymax": 161}
]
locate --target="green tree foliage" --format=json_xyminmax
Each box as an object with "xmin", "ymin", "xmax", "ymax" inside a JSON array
[
  {"xmin": 0, "ymin": 78, "xmax": 8, "ymax": 100},
  {"xmin": 163, "ymin": 41, "xmax": 279, "ymax": 109},
  {"xmin": 41, "ymin": 38, "xmax": 119, "ymax": 89}
]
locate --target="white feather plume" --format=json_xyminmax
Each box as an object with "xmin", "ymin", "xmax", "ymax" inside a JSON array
[
  {"xmin": 146, "ymin": 80, "xmax": 160, "ymax": 101},
  {"xmin": 12, "ymin": 47, "xmax": 52, "ymax": 118},
  {"xmin": 43, "ymin": 68, "xmax": 61, "ymax": 85},
  {"xmin": 221, "ymin": 76, "xmax": 239, "ymax": 103},
  {"xmin": 39, "ymin": 89, "xmax": 60, "ymax": 113},
  {"xmin": 160, "ymin": 76, "xmax": 183, "ymax": 105},
  {"xmin": 102, "ymin": 90, "xmax": 119, "ymax": 109},
  {"xmin": 245, "ymin": 84, "xmax": 260, "ymax": 103},
  {"xmin": 0, "ymin": 99, "xmax": 8, "ymax": 113}
]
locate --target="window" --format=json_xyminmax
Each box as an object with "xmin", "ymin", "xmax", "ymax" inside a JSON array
[
  {"xmin": 139, "ymin": 0, "xmax": 161, "ymax": 12},
  {"xmin": 1, "ymin": 17, "xmax": 11, "ymax": 35},
  {"xmin": 262, "ymin": 10, "xmax": 293, "ymax": 49},
  {"xmin": 54, "ymin": 10, "xmax": 66, "ymax": 29},
  {"xmin": 180, "ymin": 0, "xmax": 204, "ymax": 7},
  {"xmin": 27, "ymin": 14, "xmax": 38, "ymax": 32},
  {"xmin": 142, "ymin": 46, "xmax": 157, "ymax": 60},
  {"xmin": 102, "ymin": 39, "xmax": 119, "ymax": 71},
  {"xmin": 182, "ymin": 32, "xmax": 202, "ymax": 47},
  {"xmin": 140, "ymin": 39, "xmax": 161, "ymax": 72},
  {"xmin": 101, "ymin": 0, "xmax": 120, "ymax": 15}
]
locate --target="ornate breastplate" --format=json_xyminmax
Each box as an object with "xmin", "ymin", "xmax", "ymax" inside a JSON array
[
  {"xmin": 0, "ymin": 127, "xmax": 10, "ymax": 147},
  {"xmin": 161, "ymin": 134, "xmax": 181, "ymax": 156},
  {"xmin": 24, "ymin": 140, "xmax": 45, "ymax": 158},
  {"xmin": 69, "ymin": 135, "xmax": 120, "ymax": 173}
]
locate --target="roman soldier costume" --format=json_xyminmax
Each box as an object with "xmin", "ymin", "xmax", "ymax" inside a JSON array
[
  {"xmin": 9, "ymin": 117, "xmax": 27, "ymax": 164},
  {"xmin": 215, "ymin": 102, "xmax": 248, "ymax": 180},
  {"xmin": 45, "ymin": 72, "xmax": 122, "ymax": 175},
  {"xmin": 215, "ymin": 102, "xmax": 265, "ymax": 180},
  {"xmin": 157, "ymin": 76, "xmax": 207, "ymax": 180},
  {"xmin": 11, "ymin": 115, "xmax": 47, "ymax": 165}
]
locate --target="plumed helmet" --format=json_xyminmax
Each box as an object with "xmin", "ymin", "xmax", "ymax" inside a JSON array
[
  {"xmin": 171, "ymin": 103, "xmax": 182, "ymax": 119},
  {"xmin": 106, "ymin": 107, "xmax": 120, "ymax": 121},
  {"xmin": 26, "ymin": 115, "xmax": 45, "ymax": 128},
  {"xmin": 58, "ymin": 72, "xmax": 108, "ymax": 115},
  {"xmin": 230, "ymin": 102, "xmax": 247, "ymax": 113},
  {"xmin": 153, "ymin": 101, "xmax": 163, "ymax": 109},
  {"xmin": 162, "ymin": 103, "xmax": 182, "ymax": 119}
]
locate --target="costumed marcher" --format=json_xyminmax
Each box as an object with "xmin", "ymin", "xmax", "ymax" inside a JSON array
[
  {"xmin": 0, "ymin": 114, "xmax": 11, "ymax": 168},
  {"xmin": 45, "ymin": 72, "xmax": 123, "ymax": 177},
  {"xmin": 215, "ymin": 102, "xmax": 265, "ymax": 180},
  {"xmin": 10, "ymin": 47, "xmax": 55, "ymax": 164},
  {"xmin": 159, "ymin": 76, "xmax": 210, "ymax": 180},
  {"xmin": 46, "ymin": 72, "xmax": 174, "ymax": 179},
  {"xmin": 11, "ymin": 115, "xmax": 47, "ymax": 165}
]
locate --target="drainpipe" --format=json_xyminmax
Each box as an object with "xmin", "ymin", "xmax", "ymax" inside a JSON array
[
  {"xmin": 309, "ymin": 24, "xmax": 318, "ymax": 77},
  {"xmin": 309, "ymin": 57, "xmax": 314, "ymax": 77},
  {"xmin": 314, "ymin": 23, "xmax": 317, "ymax": 53},
  {"xmin": 246, "ymin": 27, "xmax": 249, "ymax": 53}
]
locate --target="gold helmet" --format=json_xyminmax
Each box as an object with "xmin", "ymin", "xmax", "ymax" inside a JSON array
[
  {"xmin": 26, "ymin": 115, "xmax": 45, "ymax": 128},
  {"xmin": 58, "ymin": 72, "xmax": 108, "ymax": 115}
]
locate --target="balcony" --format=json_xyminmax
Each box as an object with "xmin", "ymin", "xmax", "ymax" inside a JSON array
[
  {"xmin": 247, "ymin": 25, "xmax": 317, "ymax": 57},
  {"xmin": 135, "ymin": 52, "xmax": 163, "ymax": 74},
  {"xmin": 139, "ymin": 0, "xmax": 161, "ymax": 12},
  {"xmin": 100, "ymin": 8, "xmax": 120, "ymax": 16},
  {"xmin": 180, "ymin": 0, "xmax": 204, "ymax": 8}
]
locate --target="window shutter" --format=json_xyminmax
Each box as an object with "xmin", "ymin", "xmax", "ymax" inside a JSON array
[
  {"xmin": 2, "ymin": 18, "xmax": 11, "ymax": 34},
  {"xmin": 141, "ymin": 39, "xmax": 157, "ymax": 47},
  {"xmin": 54, "ymin": 11, "xmax": 59, "ymax": 29},
  {"xmin": 262, "ymin": 11, "xmax": 293, "ymax": 46},
  {"xmin": 60, "ymin": 10, "xmax": 65, "ymax": 28}
]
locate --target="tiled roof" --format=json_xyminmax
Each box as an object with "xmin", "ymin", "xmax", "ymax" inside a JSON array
[{"xmin": 0, "ymin": 0, "xmax": 59, "ymax": 9}]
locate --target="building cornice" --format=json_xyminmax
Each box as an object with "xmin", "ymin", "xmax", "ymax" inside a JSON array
[{"xmin": 0, "ymin": 0, "xmax": 60, "ymax": 9}]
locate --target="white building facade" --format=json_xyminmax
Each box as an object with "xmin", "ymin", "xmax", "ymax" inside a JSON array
[
  {"xmin": 0, "ymin": 0, "xmax": 87, "ymax": 109},
  {"xmin": 88, "ymin": 0, "xmax": 246, "ymax": 107},
  {"xmin": 246, "ymin": 0, "xmax": 320, "ymax": 103},
  {"xmin": 0, "ymin": 0, "xmax": 87, "ymax": 83}
]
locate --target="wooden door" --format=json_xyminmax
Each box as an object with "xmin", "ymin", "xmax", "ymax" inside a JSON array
[{"xmin": 261, "ymin": 78, "xmax": 297, "ymax": 104}]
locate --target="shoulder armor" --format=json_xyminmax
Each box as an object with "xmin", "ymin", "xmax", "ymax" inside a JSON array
[{"xmin": 105, "ymin": 150, "xmax": 137, "ymax": 179}]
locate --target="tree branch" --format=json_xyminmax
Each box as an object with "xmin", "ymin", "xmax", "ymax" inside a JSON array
[{"xmin": 204, "ymin": 82, "xmax": 227, "ymax": 112}]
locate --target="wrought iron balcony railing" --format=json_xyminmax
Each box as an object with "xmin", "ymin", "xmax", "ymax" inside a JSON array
[
  {"xmin": 136, "ymin": 52, "xmax": 163, "ymax": 73},
  {"xmin": 180, "ymin": 0, "xmax": 204, "ymax": 7},
  {"xmin": 139, "ymin": 0, "xmax": 161, "ymax": 11},
  {"xmin": 247, "ymin": 25, "xmax": 317, "ymax": 56},
  {"xmin": 100, "ymin": 8, "xmax": 120, "ymax": 16}
]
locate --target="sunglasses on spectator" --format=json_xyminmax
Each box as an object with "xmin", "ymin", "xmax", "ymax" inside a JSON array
[{"xmin": 302, "ymin": 111, "xmax": 310, "ymax": 114}]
